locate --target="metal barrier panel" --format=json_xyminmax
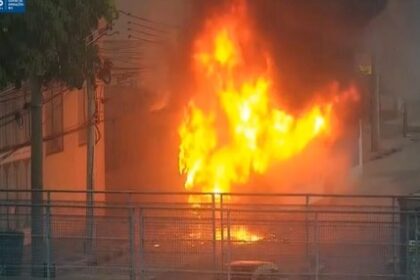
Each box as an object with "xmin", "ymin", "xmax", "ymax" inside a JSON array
[
  {"xmin": 0, "ymin": 190, "xmax": 419, "ymax": 279},
  {"xmin": 140, "ymin": 208, "xmax": 216, "ymax": 276}
]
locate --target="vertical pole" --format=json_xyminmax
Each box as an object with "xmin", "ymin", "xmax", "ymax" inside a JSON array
[
  {"xmin": 6, "ymin": 187, "xmax": 10, "ymax": 230},
  {"xmin": 3, "ymin": 172, "xmax": 8, "ymax": 229},
  {"xmin": 211, "ymin": 193, "xmax": 217, "ymax": 273},
  {"xmin": 30, "ymin": 75, "xmax": 45, "ymax": 276},
  {"xmin": 139, "ymin": 208, "xmax": 145, "ymax": 280},
  {"xmin": 392, "ymin": 197, "xmax": 397, "ymax": 276},
  {"xmin": 86, "ymin": 77, "xmax": 95, "ymax": 255},
  {"xmin": 371, "ymin": 65, "xmax": 381, "ymax": 152},
  {"xmin": 314, "ymin": 212, "xmax": 320, "ymax": 280},
  {"xmin": 227, "ymin": 209, "xmax": 231, "ymax": 280},
  {"xmin": 45, "ymin": 192, "xmax": 51, "ymax": 280},
  {"xmin": 406, "ymin": 214, "xmax": 410, "ymax": 278},
  {"xmin": 305, "ymin": 195, "xmax": 310, "ymax": 257},
  {"xmin": 129, "ymin": 207, "xmax": 136, "ymax": 280},
  {"xmin": 127, "ymin": 192, "xmax": 133, "ymax": 206},
  {"xmin": 415, "ymin": 213, "xmax": 418, "ymax": 279},
  {"xmin": 358, "ymin": 119, "xmax": 363, "ymax": 171},
  {"xmin": 403, "ymin": 101, "xmax": 408, "ymax": 138},
  {"xmin": 220, "ymin": 194, "xmax": 224, "ymax": 272}
]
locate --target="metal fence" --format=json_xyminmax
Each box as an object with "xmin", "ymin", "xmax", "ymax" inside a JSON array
[{"xmin": 0, "ymin": 190, "xmax": 420, "ymax": 279}]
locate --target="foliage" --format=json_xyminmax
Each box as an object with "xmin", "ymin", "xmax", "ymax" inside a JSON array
[{"xmin": 0, "ymin": 0, "xmax": 117, "ymax": 89}]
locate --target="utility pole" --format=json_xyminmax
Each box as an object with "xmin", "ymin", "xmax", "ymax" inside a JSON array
[
  {"xmin": 370, "ymin": 0, "xmax": 381, "ymax": 153},
  {"xmin": 84, "ymin": 25, "xmax": 113, "ymax": 256},
  {"xmin": 30, "ymin": 75, "xmax": 45, "ymax": 276},
  {"xmin": 358, "ymin": 118, "xmax": 363, "ymax": 174},
  {"xmin": 370, "ymin": 0, "xmax": 381, "ymax": 154},
  {"xmin": 85, "ymin": 75, "xmax": 95, "ymax": 255},
  {"xmin": 371, "ymin": 60, "xmax": 381, "ymax": 152}
]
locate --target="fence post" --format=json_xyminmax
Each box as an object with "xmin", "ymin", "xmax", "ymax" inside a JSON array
[
  {"xmin": 211, "ymin": 193, "xmax": 217, "ymax": 273},
  {"xmin": 314, "ymin": 212, "xmax": 320, "ymax": 280},
  {"xmin": 220, "ymin": 194, "xmax": 224, "ymax": 272},
  {"xmin": 127, "ymin": 192, "xmax": 132, "ymax": 207},
  {"xmin": 392, "ymin": 197, "xmax": 397, "ymax": 276},
  {"xmin": 227, "ymin": 209, "xmax": 231, "ymax": 280},
  {"xmin": 415, "ymin": 213, "xmax": 418, "ymax": 279},
  {"xmin": 45, "ymin": 192, "xmax": 52, "ymax": 280},
  {"xmin": 406, "ymin": 214, "xmax": 410, "ymax": 278},
  {"xmin": 403, "ymin": 101, "xmax": 408, "ymax": 137},
  {"xmin": 305, "ymin": 194, "xmax": 310, "ymax": 257},
  {"xmin": 129, "ymin": 207, "xmax": 136, "ymax": 280},
  {"xmin": 138, "ymin": 208, "xmax": 145, "ymax": 280},
  {"xmin": 6, "ymin": 188, "xmax": 9, "ymax": 230},
  {"xmin": 85, "ymin": 190, "xmax": 95, "ymax": 258}
]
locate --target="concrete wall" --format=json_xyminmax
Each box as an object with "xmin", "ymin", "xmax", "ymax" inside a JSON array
[
  {"xmin": 104, "ymin": 85, "xmax": 183, "ymax": 197},
  {"xmin": 103, "ymin": 0, "xmax": 192, "ymax": 196},
  {"xmin": 43, "ymin": 87, "xmax": 105, "ymax": 203},
  {"xmin": 0, "ymin": 86, "xmax": 105, "ymax": 202}
]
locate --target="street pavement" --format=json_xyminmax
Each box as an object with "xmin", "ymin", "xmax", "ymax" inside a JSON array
[{"xmin": 353, "ymin": 133, "xmax": 420, "ymax": 195}]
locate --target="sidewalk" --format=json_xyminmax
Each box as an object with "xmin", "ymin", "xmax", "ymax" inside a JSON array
[{"xmin": 353, "ymin": 133, "xmax": 420, "ymax": 195}]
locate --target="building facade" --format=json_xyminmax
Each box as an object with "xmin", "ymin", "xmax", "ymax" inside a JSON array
[{"xmin": 0, "ymin": 84, "xmax": 106, "ymax": 230}]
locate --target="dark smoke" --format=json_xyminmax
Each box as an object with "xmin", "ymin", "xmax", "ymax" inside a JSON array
[
  {"xmin": 174, "ymin": 0, "xmax": 387, "ymax": 110},
  {"xmin": 248, "ymin": 0, "xmax": 387, "ymax": 108}
]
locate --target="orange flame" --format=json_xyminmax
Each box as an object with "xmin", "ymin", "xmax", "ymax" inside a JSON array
[
  {"xmin": 228, "ymin": 226, "xmax": 262, "ymax": 243},
  {"xmin": 179, "ymin": 3, "xmax": 356, "ymax": 201}
]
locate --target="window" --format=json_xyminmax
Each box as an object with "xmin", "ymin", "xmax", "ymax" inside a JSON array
[
  {"xmin": 45, "ymin": 88, "xmax": 64, "ymax": 154},
  {"xmin": 0, "ymin": 165, "xmax": 7, "ymax": 230},
  {"xmin": 0, "ymin": 102, "xmax": 6, "ymax": 149},
  {"xmin": 16, "ymin": 161, "xmax": 29, "ymax": 228},
  {"xmin": 0, "ymin": 160, "xmax": 31, "ymax": 230},
  {"xmin": 3, "ymin": 100, "xmax": 17, "ymax": 147},
  {"xmin": 0, "ymin": 87, "xmax": 31, "ymax": 150},
  {"xmin": 15, "ymin": 98, "xmax": 30, "ymax": 144},
  {"xmin": 78, "ymin": 86, "xmax": 88, "ymax": 145}
]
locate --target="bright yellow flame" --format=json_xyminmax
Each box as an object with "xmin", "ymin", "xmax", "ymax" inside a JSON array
[
  {"xmin": 230, "ymin": 226, "xmax": 262, "ymax": 242},
  {"xmin": 179, "ymin": 3, "xmax": 355, "ymax": 202},
  {"xmin": 179, "ymin": 3, "xmax": 358, "ymax": 244},
  {"xmin": 214, "ymin": 29, "xmax": 237, "ymax": 66},
  {"xmin": 190, "ymin": 226, "xmax": 263, "ymax": 243}
]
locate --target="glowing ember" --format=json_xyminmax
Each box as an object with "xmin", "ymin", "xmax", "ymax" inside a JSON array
[
  {"xmin": 190, "ymin": 226, "xmax": 263, "ymax": 243},
  {"xmin": 179, "ymin": 3, "xmax": 357, "ymax": 205},
  {"xmin": 229, "ymin": 226, "xmax": 262, "ymax": 243}
]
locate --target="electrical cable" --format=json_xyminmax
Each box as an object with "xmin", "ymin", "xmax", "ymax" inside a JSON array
[
  {"xmin": 0, "ymin": 146, "xmax": 21, "ymax": 164},
  {"xmin": 0, "ymin": 117, "xmax": 106, "ymax": 156},
  {"xmin": 42, "ymin": 88, "xmax": 68, "ymax": 104},
  {"xmin": 118, "ymin": 10, "xmax": 178, "ymax": 29},
  {"xmin": 127, "ymin": 20, "xmax": 168, "ymax": 34},
  {"xmin": 127, "ymin": 27, "xmax": 165, "ymax": 39},
  {"xmin": 127, "ymin": 34, "xmax": 162, "ymax": 44}
]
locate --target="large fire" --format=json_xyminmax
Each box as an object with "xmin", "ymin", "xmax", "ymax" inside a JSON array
[
  {"xmin": 178, "ymin": 2, "xmax": 358, "ymax": 244},
  {"xmin": 178, "ymin": 3, "xmax": 357, "ymax": 201}
]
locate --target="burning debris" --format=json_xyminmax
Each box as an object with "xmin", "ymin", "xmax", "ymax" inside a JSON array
[{"xmin": 178, "ymin": 2, "xmax": 358, "ymax": 200}]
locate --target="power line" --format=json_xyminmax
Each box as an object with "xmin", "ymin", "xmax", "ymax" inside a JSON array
[
  {"xmin": 0, "ymin": 117, "xmax": 105, "ymax": 156},
  {"xmin": 0, "ymin": 145, "xmax": 23, "ymax": 164},
  {"xmin": 0, "ymin": 86, "xmax": 68, "ymax": 128},
  {"xmin": 42, "ymin": 88, "xmax": 68, "ymax": 104},
  {"xmin": 0, "ymin": 83, "xmax": 65, "ymax": 104},
  {"xmin": 0, "ymin": 92, "xmax": 27, "ymax": 103},
  {"xmin": 0, "ymin": 86, "xmax": 17, "ymax": 97},
  {"xmin": 99, "ymin": 49, "xmax": 143, "ymax": 55},
  {"xmin": 0, "ymin": 117, "xmax": 18, "ymax": 128},
  {"xmin": 118, "ymin": 10, "xmax": 179, "ymax": 29},
  {"xmin": 127, "ymin": 27, "xmax": 165, "ymax": 39},
  {"xmin": 99, "ymin": 44, "xmax": 141, "ymax": 50},
  {"xmin": 127, "ymin": 20, "xmax": 168, "ymax": 35},
  {"xmin": 127, "ymin": 34, "xmax": 162, "ymax": 44}
]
